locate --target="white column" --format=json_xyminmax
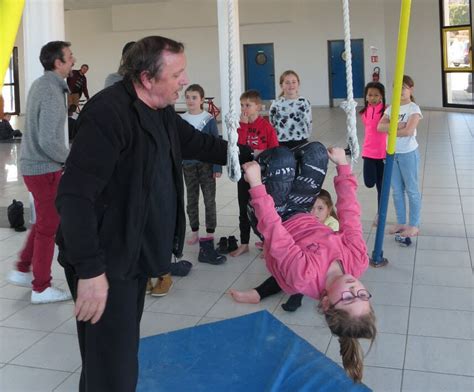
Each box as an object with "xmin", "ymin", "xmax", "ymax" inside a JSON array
[
  {"xmin": 23, "ymin": 0, "xmax": 65, "ymax": 95},
  {"xmin": 217, "ymin": 0, "xmax": 242, "ymax": 140},
  {"xmin": 22, "ymin": 0, "xmax": 65, "ymax": 223}
]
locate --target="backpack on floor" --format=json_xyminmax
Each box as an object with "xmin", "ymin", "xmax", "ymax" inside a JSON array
[{"xmin": 7, "ymin": 199, "xmax": 26, "ymax": 232}]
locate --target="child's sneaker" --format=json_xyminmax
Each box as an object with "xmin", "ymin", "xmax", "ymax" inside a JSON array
[
  {"xmin": 151, "ymin": 274, "xmax": 173, "ymax": 297},
  {"xmin": 227, "ymin": 236, "xmax": 238, "ymax": 253},
  {"xmin": 395, "ymin": 233, "xmax": 412, "ymax": 247}
]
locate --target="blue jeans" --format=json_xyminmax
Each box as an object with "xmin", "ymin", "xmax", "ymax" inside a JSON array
[{"xmin": 391, "ymin": 148, "xmax": 421, "ymax": 227}]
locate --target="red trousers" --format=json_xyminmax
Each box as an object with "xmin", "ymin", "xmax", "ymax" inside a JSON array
[{"xmin": 16, "ymin": 171, "xmax": 62, "ymax": 292}]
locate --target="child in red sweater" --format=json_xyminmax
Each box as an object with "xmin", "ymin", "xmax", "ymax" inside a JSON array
[
  {"xmin": 230, "ymin": 145, "xmax": 376, "ymax": 383},
  {"xmin": 230, "ymin": 90, "xmax": 279, "ymax": 257}
]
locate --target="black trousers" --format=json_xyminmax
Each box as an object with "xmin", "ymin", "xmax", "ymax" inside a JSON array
[
  {"xmin": 363, "ymin": 157, "xmax": 385, "ymax": 208},
  {"xmin": 65, "ymin": 266, "xmax": 147, "ymax": 392},
  {"xmin": 237, "ymin": 178, "xmax": 251, "ymax": 244}
]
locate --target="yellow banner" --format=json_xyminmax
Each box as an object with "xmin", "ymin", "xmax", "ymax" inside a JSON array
[{"xmin": 0, "ymin": 0, "xmax": 25, "ymax": 92}]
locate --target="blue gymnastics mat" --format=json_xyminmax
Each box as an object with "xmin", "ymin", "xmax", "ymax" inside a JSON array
[{"xmin": 137, "ymin": 310, "xmax": 371, "ymax": 392}]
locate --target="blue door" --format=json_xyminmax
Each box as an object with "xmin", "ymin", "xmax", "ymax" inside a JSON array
[
  {"xmin": 244, "ymin": 43, "xmax": 275, "ymax": 100},
  {"xmin": 328, "ymin": 39, "xmax": 365, "ymax": 101}
]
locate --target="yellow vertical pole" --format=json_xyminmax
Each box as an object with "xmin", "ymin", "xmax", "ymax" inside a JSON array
[
  {"xmin": 387, "ymin": 0, "xmax": 412, "ymax": 154},
  {"xmin": 371, "ymin": 0, "xmax": 412, "ymax": 266}
]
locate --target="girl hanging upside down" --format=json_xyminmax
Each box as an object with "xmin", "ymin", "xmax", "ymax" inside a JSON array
[{"xmin": 229, "ymin": 144, "xmax": 376, "ymax": 383}]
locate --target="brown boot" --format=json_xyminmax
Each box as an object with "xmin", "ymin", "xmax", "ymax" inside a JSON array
[
  {"xmin": 146, "ymin": 278, "xmax": 154, "ymax": 294},
  {"xmin": 151, "ymin": 273, "xmax": 173, "ymax": 297}
]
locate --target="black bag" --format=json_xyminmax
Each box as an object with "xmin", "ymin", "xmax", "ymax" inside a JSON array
[
  {"xmin": 170, "ymin": 258, "xmax": 192, "ymax": 277},
  {"xmin": 7, "ymin": 199, "xmax": 27, "ymax": 232}
]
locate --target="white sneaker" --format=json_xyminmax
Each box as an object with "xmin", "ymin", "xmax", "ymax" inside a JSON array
[
  {"xmin": 31, "ymin": 287, "xmax": 72, "ymax": 304},
  {"xmin": 7, "ymin": 270, "xmax": 32, "ymax": 288}
]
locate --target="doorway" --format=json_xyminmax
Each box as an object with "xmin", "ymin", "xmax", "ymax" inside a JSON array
[
  {"xmin": 328, "ymin": 39, "xmax": 365, "ymax": 107},
  {"xmin": 243, "ymin": 43, "xmax": 276, "ymax": 100}
]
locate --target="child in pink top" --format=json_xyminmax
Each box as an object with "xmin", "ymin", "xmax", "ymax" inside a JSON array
[
  {"xmin": 360, "ymin": 82, "xmax": 387, "ymax": 224},
  {"xmin": 230, "ymin": 146, "xmax": 376, "ymax": 383}
]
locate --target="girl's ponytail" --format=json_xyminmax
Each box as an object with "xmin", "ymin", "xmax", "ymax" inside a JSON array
[
  {"xmin": 319, "ymin": 302, "xmax": 377, "ymax": 383},
  {"xmin": 339, "ymin": 336, "xmax": 364, "ymax": 383}
]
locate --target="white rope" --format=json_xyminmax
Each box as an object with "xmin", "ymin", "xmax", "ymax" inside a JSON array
[
  {"xmin": 225, "ymin": 0, "xmax": 242, "ymax": 182},
  {"xmin": 339, "ymin": 0, "xmax": 359, "ymax": 165}
]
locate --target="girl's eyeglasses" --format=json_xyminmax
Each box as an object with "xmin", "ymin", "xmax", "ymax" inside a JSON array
[{"xmin": 331, "ymin": 289, "xmax": 372, "ymax": 308}]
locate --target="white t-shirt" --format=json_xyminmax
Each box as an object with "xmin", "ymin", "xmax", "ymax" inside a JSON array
[
  {"xmin": 384, "ymin": 102, "xmax": 422, "ymax": 154},
  {"xmin": 180, "ymin": 111, "xmax": 213, "ymax": 132}
]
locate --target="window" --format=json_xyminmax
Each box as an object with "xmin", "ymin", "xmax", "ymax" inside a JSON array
[
  {"xmin": 2, "ymin": 47, "xmax": 20, "ymax": 114},
  {"xmin": 439, "ymin": 0, "xmax": 473, "ymax": 107}
]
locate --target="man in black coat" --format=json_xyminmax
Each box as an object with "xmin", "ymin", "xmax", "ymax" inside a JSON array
[{"xmin": 56, "ymin": 36, "xmax": 250, "ymax": 392}]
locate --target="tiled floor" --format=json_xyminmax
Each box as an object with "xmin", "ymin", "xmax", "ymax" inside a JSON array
[{"xmin": 0, "ymin": 108, "xmax": 473, "ymax": 391}]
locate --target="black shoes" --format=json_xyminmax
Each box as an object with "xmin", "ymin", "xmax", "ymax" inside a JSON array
[
  {"xmin": 227, "ymin": 236, "xmax": 238, "ymax": 253},
  {"xmin": 216, "ymin": 235, "xmax": 239, "ymax": 253},
  {"xmin": 199, "ymin": 238, "xmax": 226, "ymax": 265},
  {"xmin": 216, "ymin": 237, "xmax": 228, "ymax": 254}
]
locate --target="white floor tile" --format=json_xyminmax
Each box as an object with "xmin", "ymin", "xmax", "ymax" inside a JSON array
[
  {"xmin": 146, "ymin": 289, "xmax": 223, "ymax": 317},
  {"xmin": 417, "ymin": 236, "xmax": 469, "ymax": 252},
  {"xmin": 402, "ymin": 370, "xmax": 474, "ymax": 392},
  {"xmin": 1, "ymin": 302, "xmax": 74, "ymax": 331},
  {"xmin": 53, "ymin": 372, "xmax": 81, "ymax": 392},
  {"xmin": 173, "ymin": 268, "xmax": 242, "ymax": 292},
  {"xmin": 363, "ymin": 366, "xmax": 402, "ymax": 392},
  {"xmin": 405, "ymin": 335, "xmax": 474, "ymax": 376},
  {"xmin": 415, "ymin": 249, "xmax": 472, "ymax": 268},
  {"xmin": 0, "ymin": 298, "xmax": 29, "ymax": 321},
  {"xmin": 0, "ymin": 326, "xmax": 47, "ymax": 363},
  {"xmin": 408, "ymin": 307, "xmax": 473, "ymax": 339},
  {"xmin": 139, "ymin": 312, "xmax": 200, "ymax": 338},
  {"xmin": 372, "ymin": 304, "xmax": 409, "ymax": 335},
  {"xmin": 0, "ymin": 364, "xmax": 70, "ymax": 392},
  {"xmin": 11, "ymin": 333, "xmax": 81, "ymax": 372},
  {"xmin": 286, "ymin": 324, "xmax": 332, "ymax": 353},
  {"xmin": 414, "ymin": 265, "xmax": 473, "ymax": 287},
  {"xmin": 411, "ymin": 284, "xmax": 473, "ymax": 311}
]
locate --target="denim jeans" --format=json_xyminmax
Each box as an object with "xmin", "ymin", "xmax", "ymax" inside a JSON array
[{"xmin": 391, "ymin": 148, "xmax": 421, "ymax": 227}]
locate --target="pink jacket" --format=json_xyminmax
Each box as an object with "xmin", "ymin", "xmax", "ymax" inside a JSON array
[
  {"xmin": 249, "ymin": 165, "xmax": 368, "ymax": 299},
  {"xmin": 361, "ymin": 102, "xmax": 387, "ymax": 159}
]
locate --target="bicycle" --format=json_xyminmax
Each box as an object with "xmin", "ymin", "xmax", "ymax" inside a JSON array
[{"xmin": 205, "ymin": 97, "xmax": 221, "ymax": 120}]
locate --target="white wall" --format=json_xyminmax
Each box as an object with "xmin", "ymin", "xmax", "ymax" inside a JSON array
[
  {"xmin": 384, "ymin": 0, "xmax": 443, "ymax": 108},
  {"xmin": 14, "ymin": 0, "xmax": 458, "ymax": 112}
]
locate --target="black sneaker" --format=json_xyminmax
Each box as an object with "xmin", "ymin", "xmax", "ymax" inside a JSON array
[
  {"xmin": 216, "ymin": 237, "xmax": 228, "ymax": 254},
  {"xmin": 395, "ymin": 233, "xmax": 412, "ymax": 247},
  {"xmin": 227, "ymin": 236, "xmax": 238, "ymax": 252}
]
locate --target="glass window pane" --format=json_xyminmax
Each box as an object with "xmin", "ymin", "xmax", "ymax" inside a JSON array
[
  {"xmin": 1, "ymin": 85, "xmax": 15, "ymax": 113},
  {"xmin": 445, "ymin": 72, "xmax": 473, "ymax": 105},
  {"xmin": 2, "ymin": 56, "xmax": 13, "ymax": 84},
  {"xmin": 444, "ymin": 28, "xmax": 472, "ymax": 70},
  {"xmin": 443, "ymin": 0, "xmax": 470, "ymax": 26}
]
